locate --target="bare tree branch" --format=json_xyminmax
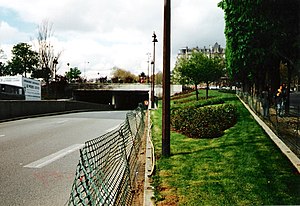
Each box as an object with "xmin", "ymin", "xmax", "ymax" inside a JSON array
[{"xmin": 37, "ymin": 19, "xmax": 62, "ymax": 82}]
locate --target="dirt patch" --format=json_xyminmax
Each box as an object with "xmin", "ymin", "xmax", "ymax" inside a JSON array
[{"xmin": 131, "ymin": 112, "xmax": 148, "ymax": 206}]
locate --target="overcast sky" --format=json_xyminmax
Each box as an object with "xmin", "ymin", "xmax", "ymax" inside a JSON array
[{"xmin": 0, "ymin": 0, "xmax": 225, "ymax": 79}]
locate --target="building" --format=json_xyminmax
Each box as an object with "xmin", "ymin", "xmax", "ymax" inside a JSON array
[
  {"xmin": 177, "ymin": 43, "xmax": 229, "ymax": 87},
  {"xmin": 178, "ymin": 42, "xmax": 225, "ymax": 59}
]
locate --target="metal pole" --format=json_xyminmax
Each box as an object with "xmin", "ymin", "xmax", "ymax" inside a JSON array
[
  {"xmin": 151, "ymin": 61, "xmax": 154, "ymax": 108},
  {"xmin": 162, "ymin": 0, "xmax": 171, "ymax": 157},
  {"xmin": 147, "ymin": 53, "xmax": 151, "ymax": 83},
  {"xmin": 152, "ymin": 32, "xmax": 158, "ymax": 108}
]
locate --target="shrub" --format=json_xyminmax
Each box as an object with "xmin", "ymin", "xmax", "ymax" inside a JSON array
[
  {"xmin": 219, "ymin": 89, "xmax": 236, "ymax": 94},
  {"xmin": 171, "ymin": 104, "xmax": 237, "ymax": 138},
  {"xmin": 171, "ymin": 97, "xmax": 225, "ymax": 112}
]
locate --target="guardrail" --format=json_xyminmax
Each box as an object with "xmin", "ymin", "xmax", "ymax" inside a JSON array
[
  {"xmin": 0, "ymin": 100, "xmax": 112, "ymax": 121},
  {"xmin": 68, "ymin": 105, "xmax": 146, "ymax": 206},
  {"xmin": 237, "ymin": 91, "xmax": 300, "ymax": 158}
]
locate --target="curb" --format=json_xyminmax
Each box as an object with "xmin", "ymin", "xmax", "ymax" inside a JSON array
[
  {"xmin": 143, "ymin": 110, "xmax": 155, "ymax": 206},
  {"xmin": 238, "ymin": 95, "xmax": 300, "ymax": 173}
]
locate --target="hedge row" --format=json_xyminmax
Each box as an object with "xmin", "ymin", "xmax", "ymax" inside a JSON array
[
  {"xmin": 172, "ymin": 97, "xmax": 225, "ymax": 111},
  {"xmin": 171, "ymin": 104, "xmax": 238, "ymax": 138}
]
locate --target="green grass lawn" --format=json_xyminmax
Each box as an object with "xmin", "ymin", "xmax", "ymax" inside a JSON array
[{"xmin": 151, "ymin": 90, "xmax": 300, "ymax": 206}]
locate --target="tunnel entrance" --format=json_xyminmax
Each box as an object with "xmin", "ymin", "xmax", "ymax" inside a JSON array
[{"xmin": 73, "ymin": 89, "xmax": 149, "ymax": 110}]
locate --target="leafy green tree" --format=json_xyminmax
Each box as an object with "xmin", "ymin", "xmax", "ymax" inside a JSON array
[
  {"xmin": 7, "ymin": 43, "xmax": 39, "ymax": 77},
  {"xmin": 197, "ymin": 56, "xmax": 224, "ymax": 99},
  {"xmin": 172, "ymin": 60, "xmax": 189, "ymax": 85},
  {"xmin": 175, "ymin": 55, "xmax": 202, "ymax": 100},
  {"xmin": 0, "ymin": 62, "xmax": 10, "ymax": 76},
  {"xmin": 174, "ymin": 52, "xmax": 224, "ymax": 100},
  {"xmin": 218, "ymin": 0, "xmax": 299, "ymax": 94},
  {"xmin": 190, "ymin": 52, "xmax": 224, "ymax": 99},
  {"xmin": 65, "ymin": 67, "xmax": 82, "ymax": 82}
]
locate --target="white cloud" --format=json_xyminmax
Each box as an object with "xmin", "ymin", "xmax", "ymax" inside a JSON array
[
  {"xmin": 0, "ymin": 0, "xmax": 225, "ymax": 79},
  {"xmin": 0, "ymin": 21, "xmax": 30, "ymax": 44}
]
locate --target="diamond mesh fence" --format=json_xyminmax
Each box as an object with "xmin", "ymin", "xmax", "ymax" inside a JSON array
[
  {"xmin": 68, "ymin": 106, "xmax": 145, "ymax": 206},
  {"xmin": 237, "ymin": 91, "xmax": 300, "ymax": 158}
]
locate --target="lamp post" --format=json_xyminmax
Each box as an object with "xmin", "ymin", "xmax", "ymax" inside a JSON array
[
  {"xmin": 151, "ymin": 31, "xmax": 158, "ymax": 108},
  {"xmin": 146, "ymin": 52, "xmax": 151, "ymax": 83},
  {"xmin": 53, "ymin": 57, "xmax": 58, "ymax": 81},
  {"xmin": 162, "ymin": 0, "xmax": 171, "ymax": 157}
]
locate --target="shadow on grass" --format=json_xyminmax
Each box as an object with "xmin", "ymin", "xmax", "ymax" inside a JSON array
[{"xmin": 170, "ymin": 137, "xmax": 268, "ymax": 157}]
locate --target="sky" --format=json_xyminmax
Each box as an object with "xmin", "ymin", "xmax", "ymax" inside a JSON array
[{"xmin": 0, "ymin": 0, "xmax": 225, "ymax": 79}]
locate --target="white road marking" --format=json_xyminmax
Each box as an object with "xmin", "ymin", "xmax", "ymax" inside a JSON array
[
  {"xmin": 55, "ymin": 120, "xmax": 68, "ymax": 124},
  {"xmin": 0, "ymin": 135, "xmax": 5, "ymax": 137},
  {"xmin": 24, "ymin": 144, "xmax": 85, "ymax": 169},
  {"xmin": 105, "ymin": 124, "xmax": 121, "ymax": 133}
]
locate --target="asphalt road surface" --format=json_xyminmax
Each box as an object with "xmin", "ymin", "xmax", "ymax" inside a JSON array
[
  {"xmin": 290, "ymin": 92, "xmax": 300, "ymax": 115},
  {"xmin": 290, "ymin": 92, "xmax": 300, "ymax": 106},
  {"xmin": 0, "ymin": 111, "xmax": 128, "ymax": 206}
]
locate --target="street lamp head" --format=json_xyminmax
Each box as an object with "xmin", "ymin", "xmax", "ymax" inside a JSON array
[
  {"xmin": 152, "ymin": 31, "xmax": 158, "ymax": 43},
  {"xmin": 53, "ymin": 57, "xmax": 58, "ymax": 65}
]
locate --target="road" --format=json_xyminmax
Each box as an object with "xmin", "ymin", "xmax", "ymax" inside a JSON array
[
  {"xmin": 0, "ymin": 111, "xmax": 128, "ymax": 206},
  {"xmin": 290, "ymin": 92, "xmax": 300, "ymax": 115}
]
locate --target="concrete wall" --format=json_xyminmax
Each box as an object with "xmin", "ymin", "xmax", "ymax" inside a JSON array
[
  {"xmin": 0, "ymin": 100, "xmax": 112, "ymax": 121},
  {"xmin": 106, "ymin": 84, "xmax": 183, "ymax": 98}
]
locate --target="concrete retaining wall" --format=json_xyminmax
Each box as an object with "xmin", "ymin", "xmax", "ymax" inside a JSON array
[{"xmin": 0, "ymin": 100, "xmax": 112, "ymax": 121}]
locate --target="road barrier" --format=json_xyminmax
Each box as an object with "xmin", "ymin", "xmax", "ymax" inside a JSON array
[
  {"xmin": 68, "ymin": 105, "xmax": 145, "ymax": 206},
  {"xmin": 237, "ymin": 91, "xmax": 300, "ymax": 158},
  {"xmin": 0, "ymin": 100, "xmax": 112, "ymax": 121}
]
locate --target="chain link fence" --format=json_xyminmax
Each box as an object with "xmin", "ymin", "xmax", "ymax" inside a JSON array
[
  {"xmin": 237, "ymin": 91, "xmax": 300, "ymax": 158},
  {"xmin": 68, "ymin": 105, "xmax": 146, "ymax": 206}
]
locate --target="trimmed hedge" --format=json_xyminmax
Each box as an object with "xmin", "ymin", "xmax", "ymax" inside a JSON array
[
  {"xmin": 218, "ymin": 89, "xmax": 236, "ymax": 94},
  {"xmin": 171, "ymin": 97, "xmax": 225, "ymax": 111},
  {"xmin": 171, "ymin": 104, "xmax": 238, "ymax": 138}
]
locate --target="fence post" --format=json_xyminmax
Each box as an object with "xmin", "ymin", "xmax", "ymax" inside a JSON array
[{"xmin": 296, "ymin": 106, "xmax": 300, "ymax": 137}]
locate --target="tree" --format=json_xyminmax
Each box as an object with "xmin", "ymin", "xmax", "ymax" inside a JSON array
[
  {"xmin": 190, "ymin": 52, "xmax": 224, "ymax": 99},
  {"xmin": 218, "ymin": 0, "xmax": 300, "ymax": 95},
  {"xmin": 174, "ymin": 55, "xmax": 202, "ymax": 100},
  {"xmin": 0, "ymin": 48, "xmax": 9, "ymax": 76},
  {"xmin": 0, "ymin": 62, "xmax": 9, "ymax": 76},
  {"xmin": 172, "ymin": 60, "xmax": 190, "ymax": 85},
  {"xmin": 174, "ymin": 51, "xmax": 224, "ymax": 100},
  {"xmin": 7, "ymin": 43, "xmax": 39, "ymax": 77},
  {"xmin": 139, "ymin": 72, "xmax": 147, "ymax": 83},
  {"xmin": 155, "ymin": 71, "xmax": 163, "ymax": 85},
  {"xmin": 111, "ymin": 67, "xmax": 138, "ymax": 83},
  {"xmin": 65, "ymin": 67, "xmax": 82, "ymax": 83},
  {"xmin": 34, "ymin": 20, "xmax": 62, "ymax": 84}
]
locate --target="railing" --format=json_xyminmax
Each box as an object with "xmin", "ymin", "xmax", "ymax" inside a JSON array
[
  {"xmin": 68, "ymin": 106, "xmax": 145, "ymax": 206},
  {"xmin": 237, "ymin": 91, "xmax": 300, "ymax": 158}
]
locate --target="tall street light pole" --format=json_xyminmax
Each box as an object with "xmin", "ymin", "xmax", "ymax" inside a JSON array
[
  {"xmin": 53, "ymin": 57, "xmax": 58, "ymax": 81},
  {"xmin": 146, "ymin": 52, "xmax": 151, "ymax": 83},
  {"xmin": 151, "ymin": 32, "xmax": 158, "ymax": 109},
  {"xmin": 162, "ymin": 0, "xmax": 171, "ymax": 157}
]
